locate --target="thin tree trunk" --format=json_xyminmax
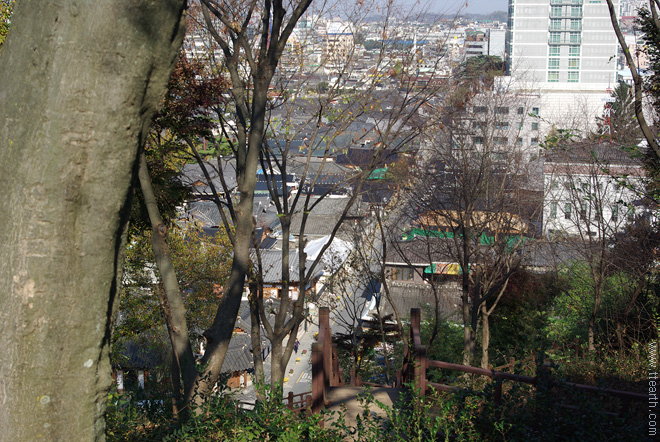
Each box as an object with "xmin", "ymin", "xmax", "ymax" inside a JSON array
[
  {"xmin": 157, "ymin": 283, "xmax": 184, "ymax": 419},
  {"xmin": 248, "ymin": 282, "xmax": 266, "ymax": 399},
  {"xmin": 169, "ymin": 347, "xmax": 182, "ymax": 421},
  {"xmin": 138, "ymin": 153, "xmax": 198, "ymax": 407},
  {"xmin": 481, "ymin": 304, "xmax": 490, "ymax": 369},
  {"xmin": 481, "ymin": 278, "xmax": 510, "ymax": 369},
  {"xmin": 378, "ymin": 216, "xmax": 407, "ymax": 348},
  {"xmin": 588, "ymin": 285, "xmax": 603, "ymax": 353},
  {"xmin": 0, "ymin": 1, "xmax": 185, "ymax": 439},
  {"xmin": 462, "ymin": 289, "xmax": 474, "ymax": 366}
]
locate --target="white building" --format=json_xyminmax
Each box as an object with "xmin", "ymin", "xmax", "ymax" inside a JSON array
[
  {"xmin": 325, "ymin": 20, "xmax": 354, "ymax": 69},
  {"xmin": 489, "ymin": 29, "xmax": 507, "ymax": 59},
  {"xmin": 506, "ymin": 0, "xmax": 622, "ymax": 130},
  {"xmin": 543, "ymin": 142, "xmax": 648, "ymax": 238}
]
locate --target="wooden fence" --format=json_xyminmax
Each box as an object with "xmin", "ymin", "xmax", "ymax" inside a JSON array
[
  {"xmin": 399, "ymin": 308, "xmax": 648, "ymax": 411},
  {"xmin": 311, "ymin": 307, "xmax": 345, "ymax": 413}
]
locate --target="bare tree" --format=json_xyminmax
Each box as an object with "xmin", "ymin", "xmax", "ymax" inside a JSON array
[
  {"xmin": 543, "ymin": 140, "xmax": 649, "ymax": 352},
  {"xmin": 180, "ymin": 0, "xmax": 456, "ymax": 390},
  {"xmin": 156, "ymin": 0, "xmax": 319, "ymax": 402},
  {"xmin": 401, "ymin": 73, "xmax": 542, "ymax": 368}
]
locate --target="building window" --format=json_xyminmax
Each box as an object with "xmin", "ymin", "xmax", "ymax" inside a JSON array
[
  {"xmin": 571, "ymin": 5, "xmax": 582, "ymax": 16},
  {"xmin": 569, "ymin": 46, "xmax": 580, "ymax": 56},
  {"xmin": 532, "ymin": 122, "xmax": 539, "ymax": 130},
  {"xmin": 548, "ymin": 71, "xmax": 559, "ymax": 82},
  {"xmin": 392, "ymin": 267, "xmax": 414, "ymax": 280},
  {"xmin": 517, "ymin": 106, "xmax": 525, "ymax": 115},
  {"xmin": 548, "ymin": 58, "xmax": 560, "ymax": 69},
  {"xmin": 594, "ymin": 207, "xmax": 602, "ymax": 222},
  {"xmin": 611, "ymin": 205, "xmax": 618, "ymax": 222},
  {"xmin": 549, "ymin": 45, "xmax": 560, "ymax": 57},
  {"xmin": 564, "ymin": 203, "xmax": 572, "ymax": 219},
  {"xmin": 495, "ymin": 106, "xmax": 509, "ymax": 115},
  {"xmin": 627, "ymin": 208, "xmax": 635, "ymax": 222},
  {"xmin": 569, "ymin": 32, "xmax": 581, "ymax": 44},
  {"xmin": 551, "ymin": 5, "xmax": 562, "ymax": 17},
  {"xmin": 549, "ymin": 32, "xmax": 561, "ymax": 44},
  {"xmin": 550, "ymin": 202, "xmax": 558, "ymax": 219},
  {"xmin": 580, "ymin": 201, "xmax": 587, "ymax": 218},
  {"xmin": 495, "ymin": 121, "xmax": 509, "ymax": 130},
  {"xmin": 473, "ymin": 136, "xmax": 484, "ymax": 145},
  {"xmin": 532, "ymin": 107, "xmax": 540, "ymax": 115},
  {"xmin": 474, "ymin": 105, "xmax": 487, "ymax": 113},
  {"xmin": 494, "ymin": 136, "xmax": 508, "ymax": 145},
  {"xmin": 516, "ymin": 137, "xmax": 523, "ymax": 146},
  {"xmin": 550, "ymin": 19, "xmax": 561, "ymax": 30},
  {"xmin": 568, "ymin": 71, "xmax": 579, "ymax": 82},
  {"xmin": 568, "ymin": 58, "xmax": 580, "ymax": 69},
  {"xmin": 570, "ymin": 19, "xmax": 582, "ymax": 30},
  {"xmin": 531, "ymin": 137, "xmax": 539, "ymax": 145}
]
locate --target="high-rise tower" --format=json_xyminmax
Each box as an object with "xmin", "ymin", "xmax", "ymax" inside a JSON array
[
  {"xmin": 506, "ymin": 0, "xmax": 620, "ymax": 128},
  {"xmin": 507, "ymin": 0, "xmax": 619, "ymax": 86}
]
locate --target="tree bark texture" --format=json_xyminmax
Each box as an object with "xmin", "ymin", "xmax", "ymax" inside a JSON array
[{"xmin": 0, "ymin": 1, "xmax": 185, "ymax": 440}]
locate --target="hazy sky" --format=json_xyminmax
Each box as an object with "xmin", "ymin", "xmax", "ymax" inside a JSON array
[{"xmin": 428, "ymin": 0, "xmax": 509, "ymax": 14}]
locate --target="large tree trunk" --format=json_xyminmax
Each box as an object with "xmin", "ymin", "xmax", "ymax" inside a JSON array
[{"xmin": 0, "ymin": 1, "xmax": 185, "ymax": 440}]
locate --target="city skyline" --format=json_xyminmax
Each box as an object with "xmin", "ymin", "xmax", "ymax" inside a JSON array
[{"xmin": 439, "ymin": 0, "xmax": 508, "ymax": 14}]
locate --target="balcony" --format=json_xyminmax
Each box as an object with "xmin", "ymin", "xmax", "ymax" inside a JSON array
[
  {"xmin": 549, "ymin": 24, "xmax": 583, "ymax": 31},
  {"xmin": 549, "ymin": 12, "xmax": 583, "ymax": 19},
  {"xmin": 550, "ymin": 0, "xmax": 583, "ymax": 4},
  {"xmin": 548, "ymin": 36, "xmax": 582, "ymax": 45}
]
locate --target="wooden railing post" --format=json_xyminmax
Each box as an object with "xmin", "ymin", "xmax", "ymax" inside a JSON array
[
  {"xmin": 331, "ymin": 343, "xmax": 344, "ymax": 386},
  {"xmin": 319, "ymin": 307, "xmax": 330, "ymax": 338},
  {"xmin": 319, "ymin": 307, "xmax": 332, "ymax": 391},
  {"xmin": 415, "ymin": 344, "xmax": 427, "ymax": 396},
  {"xmin": 311, "ymin": 341, "xmax": 324, "ymax": 413},
  {"xmin": 409, "ymin": 308, "xmax": 427, "ymax": 396},
  {"xmin": 287, "ymin": 391, "xmax": 294, "ymax": 410},
  {"xmin": 410, "ymin": 309, "xmax": 421, "ymax": 341}
]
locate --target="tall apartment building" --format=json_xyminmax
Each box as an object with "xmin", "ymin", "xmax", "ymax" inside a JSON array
[{"xmin": 506, "ymin": 0, "xmax": 621, "ymax": 129}]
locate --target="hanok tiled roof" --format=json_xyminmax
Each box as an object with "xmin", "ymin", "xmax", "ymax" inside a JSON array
[{"xmin": 253, "ymin": 249, "xmax": 321, "ymax": 284}]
